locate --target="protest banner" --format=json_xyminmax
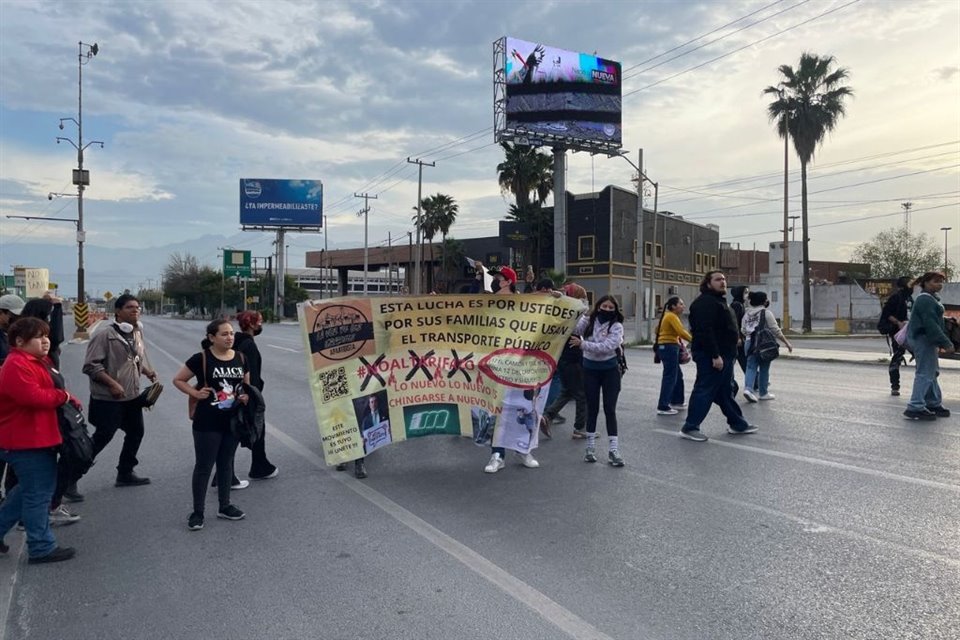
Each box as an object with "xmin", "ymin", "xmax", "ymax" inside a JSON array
[{"xmin": 298, "ymin": 294, "xmax": 585, "ymax": 465}]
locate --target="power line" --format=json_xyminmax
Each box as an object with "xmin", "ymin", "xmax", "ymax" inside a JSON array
[{"xmin": 683, "ymin": 191, "xmax": 960, "ymax": 221}]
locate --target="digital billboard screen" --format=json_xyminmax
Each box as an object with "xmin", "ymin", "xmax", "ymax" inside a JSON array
[
  {"xmin": 239, "ymin": 179, "xmax": 323, "ymax": 227},
  {"xmin": 500, "ymin": 37, "xmax": 621, "ymax": 151}
]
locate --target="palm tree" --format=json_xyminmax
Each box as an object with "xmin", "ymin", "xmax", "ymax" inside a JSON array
[
  {"xmin": 507, "ymin": 202, "xmax": 552, "ymax": 273},
  {"xmin": 764, "ymin": 53, "xmax": 853, "ymax": 332},
  {"xmin": 496, "ymin": 142, "xmax": 554, "ymax": 208},
  {"xmin": 413, "ymin": 193, "xmax": 458, "ymax": 292}
]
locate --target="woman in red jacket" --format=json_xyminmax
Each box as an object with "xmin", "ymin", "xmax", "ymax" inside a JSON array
[{"xmin": 0, "ymin": 318, "xmax": 77, "ymax": 563}]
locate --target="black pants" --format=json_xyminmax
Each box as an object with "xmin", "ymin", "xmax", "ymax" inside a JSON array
[
  {"xmin": 192, "ymin": 430, "xmax": 238, "ymax": 514},
  {"xmin": 583, "ymin": 365, "xmax": 620, "ymax": 437},
  {"xmin": 544, "ymin": 360, "xmax": 586, "ymax": 430},
  {"xmin": 88, "ymin": 398, "xmax": 145, "ymax": 475},
  {"xmin": 247, "ymin": 430, "xmax": 275, "ymax": 477},
  {"xmin": 888, "ymin": 338, "xmax": 908, "ymax": 390}
]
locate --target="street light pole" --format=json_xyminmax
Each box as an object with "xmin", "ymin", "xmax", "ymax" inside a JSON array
[
  {"xmin": 942, "ymin": 227, "xmax": 952, "ymax": 278},
  {"xmin": 56, "ymin": 40, "xmax": 102, "ymax": 339}
]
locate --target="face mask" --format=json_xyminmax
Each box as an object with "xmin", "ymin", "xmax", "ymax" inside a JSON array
[
  {"xmin": 115, "ymin": 320, "xmax": 143, "ymax": 334},
  {"xmin": 253, "ymin": 326, "xmax": 263, "ymax": 336},
  {"xmin": 597, "ymin": 310, "xmax": 616, "ymax": 323}
]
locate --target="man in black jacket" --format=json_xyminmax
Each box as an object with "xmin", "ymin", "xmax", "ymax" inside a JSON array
[
  {"xmin": 878, "ymin": 277, "xmax": 912, "ymax": 396},
  {"xmin": 679, "ymin": 271, "xmax": 757, "ymax": 442}
]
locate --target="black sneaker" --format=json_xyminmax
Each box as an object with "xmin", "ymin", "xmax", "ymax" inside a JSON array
[
  {"xmin": 354, "ymin": 460, "xmax": 368, "ymax": 479},
  {"xmin": 0, "ymin": 539, "xmax": 9, "ymax": 554},
  {"xmin": 28, "ymin": 546, "xmax": 76, "ymax": 564},
  {"xmin": 187, "ymin": 512, "xmax": 204, "ymax": 531},
  {"xmin": 929, "ymin": 406, "xmax": 951, "ymax": 418},
  {"xmin": 62, "ymin": 484, "xmax": 85, "ymax": 503},
  {"xmin": 903, "ymin": 408, "xmax": 936, "ymax": 421},
  {"xmin": 890, "ymin": 388, "xmax": 900, "ymax": 397},
  {"xmin": 115, "ymin": 472, "xmax": 151, "ymax": 487},
  {"xmin": 608, "ymin": 450, "xmax": 625, "ymax": 467},
  {"xmin": 217, "ymin": 505, "xmax": 245, "ymax": 521},
  {"xmin": 584, "ymin": 447, "xmax": 598, "ymax": 463},
  {"xmin": 335, "ymin": 462, "xmax": 348, "ymax": 472},
  {"xmin": 679, "ymin": 428, "xmax": 708, "ymax": 442},
  {"xmin": 727, "ymin": 425, "xmax": 759, "ymax": 435}
]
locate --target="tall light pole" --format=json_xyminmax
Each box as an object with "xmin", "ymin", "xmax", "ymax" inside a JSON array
[
  {"xmin": 778, "ymin": 87, "xmax": 791, "ymax": 331},
  {"xmin": 611, "ymin": 149, "xmax": 653, "ymax": 342},
  {"xmin": 942, "ymin": 227, "xmax": 952, "ymax": 278},
  {"xmin": 407, "ymin": 157, "xmax": 435, "ymax": 295},
  {"xmin": 56, "ymin": 40, "xmax": 103, "ymax": 339}
]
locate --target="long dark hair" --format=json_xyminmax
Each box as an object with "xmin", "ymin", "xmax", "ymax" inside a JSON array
[
  {"xmin": 21, "ymin": 298, "xmax": 54, "ymax": 321},
  {"xmin": 201, "ymin": 318, "xmax": 232, "ymax": 350},
  {"xmin": 584, "ymin": 294, "xmax": 624, "ymax": 338}
]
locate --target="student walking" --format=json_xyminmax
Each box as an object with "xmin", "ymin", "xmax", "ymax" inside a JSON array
[
  {"xmin": 570, "ymin": 295, "xmax": 625, "ymax": 467},
  {"xmin": 172, "ymin": 319, "xmax": 250, "ymax": 531},
  {"xmin": 740, "ymin": 291, "xmax": 793, "ymax": 402},
  {"xmin": 879, "ymin": 277, "xmax": 913, "ymax": 396},
  {"xmin": 655, "ymin": 296, "xmax": 692, "ymax": 415},
  {"xmin": 902, "ymin": 272, "xmax": 954, "ymax": 420}
]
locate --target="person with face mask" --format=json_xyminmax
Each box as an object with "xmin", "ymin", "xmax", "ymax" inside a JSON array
[
  {"xmin": 80, "ymin": 294, "xmax": 158, "ymax": 489},
  {"xmin": 232, "ymin": 311, "xmax": 278, "ymax": 480}
]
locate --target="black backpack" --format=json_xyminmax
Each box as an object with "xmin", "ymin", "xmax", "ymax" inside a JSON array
[
  {"xmin": 57, "ymin": 402, "xmax": 95, "ymax": 483},
  {"xmin": 752, "ymin": 312, "xmax": 781, "ymax": 362}
]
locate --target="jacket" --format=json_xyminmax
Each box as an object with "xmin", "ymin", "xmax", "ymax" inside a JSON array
[
  {"xmin": 233, "ymin": 332, "xmax": 264, "ymax": 391},
  {"xmin": 0, "ymin": 349, "xmax": 68, "ymax": 450},
  {"xmin": 742, "ymin": 306, "xmax": 785, "ymax": 341},
  {"xmin": 231, "ymin": 384, "xmax": 265, "ymax": 448},
  {"xmin": 908, "ymin": 292, "xmax": 951, "ymax": 348},
  {"xmin": 574, "ymin": 315, "xmax": 624, "ymax": 364},
  {"xmin": 656, "ymin": 311, "xmax": 692, "ymax": 345},
  {"xmin": 879, "ymin": 289, "xmax": 911, "ymax": 335},
  {"xmin": 83, "ymin": 323, "xmax": 156, "ymax": 401},
  {"xmin": 689, "ymin": 290, "xmax": 739, "ymax": 358}
]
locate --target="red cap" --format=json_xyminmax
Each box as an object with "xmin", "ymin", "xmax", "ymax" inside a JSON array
[{"xmin": 497, "ymin": 266, "xmax": 518, "ymax": 285}]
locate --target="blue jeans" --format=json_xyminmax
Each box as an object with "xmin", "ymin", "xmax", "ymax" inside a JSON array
[
  {"xmin": 743, "ymin": 338, "xmax": 770, "ymax": 395},
  {"xmin": 0, "ymin": 449, "xmax": 58, "ymax": 559},
  {"xmin": 906, "ymin": 337, "xmax": 943, "ymax": 411},
  {"xmin": 657, "ymin": 344, "xmax": 685, "ymax": 410},
  {"xmin": 683, "ymin": 352, "xmax": 749, "ymax": 431}
]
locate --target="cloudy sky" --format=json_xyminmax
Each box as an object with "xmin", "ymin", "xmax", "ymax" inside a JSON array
[{"xmin": 1, "ymin": 0, "xmax": 958, "ymax": 297}]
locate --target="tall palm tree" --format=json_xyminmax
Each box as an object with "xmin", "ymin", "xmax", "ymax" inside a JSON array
[
  {"xmin": 507, "ymin": 202, "xmax": 552, "ymax": 273},
  {"xmin": 496, "ymin": 142, "xmax": 554, "ymax": 208},
  {"xmin": 765, "ymin": 52, "xmax": 853, "ymax": 332},
  {"xmin": 413, "ymin": 193, "xmax": 458, "ymax": 292}
]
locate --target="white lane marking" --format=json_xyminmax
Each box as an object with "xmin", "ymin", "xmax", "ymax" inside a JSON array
[
  {"xmin": 621, "ymin": 467, "xmax": 960, "ymax": 568},
  {"xmin": 266, "ymin": 344, "xmax": 299, "ymax": 353},
  {"xmin": 748, "ymin": 407, "xmax": 960, "ymax": 439},
  {"xmin": 267, "ymin": 426, "xmax": 620, "ymax": 640},
  {"xmin": 652, "ymin": 429, "xmax": 960, "ymax": 493}
]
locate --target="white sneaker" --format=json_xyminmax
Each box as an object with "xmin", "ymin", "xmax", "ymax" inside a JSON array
[
  {"xmin": 520, "ymin": 453, "xmax": 540, "ymax": 469},
  {"xmin": 759, "ymin": 393, "xmax": 776, "ymax": 401},
  {"xmin": 483, "ymin": 453, "xmax": 505, "ymax": 474},
  {"xmin": 231, "ymin": 480, "xmax": 250, "ymax": 490},
  {"xmin": 743, "ymin": 389, "xmax": 758, "ymax": 403},
  {"xmin": 657, "ymin": 408, "xmax": 679, "ymax": 415},
  {"xmin": 670, "ymin": 403, "xmax": 687, "ymax": 411},
  {"xmin": 49, "ymin": 504, "xmax": 81, "ymax": 527}
]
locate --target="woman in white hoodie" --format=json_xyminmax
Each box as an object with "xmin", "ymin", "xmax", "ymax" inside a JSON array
[{"xmin": 740, "ymin": 291, "xmax": 793, "ymax": 402}]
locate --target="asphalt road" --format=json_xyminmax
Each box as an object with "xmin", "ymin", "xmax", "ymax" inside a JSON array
[{"xmin": 2, "ymin": 317, "xmax": 958, "ymax": 640}]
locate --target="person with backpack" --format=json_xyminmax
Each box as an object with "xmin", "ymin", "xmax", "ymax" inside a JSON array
[
  {"xmin": 902, "ymin": 272, "xmax": 954, "ymax": 421},
  {"xmin": 172, "ymin": 319, "xmax": 250, "ymax": 531},
  {"xmin": 878, "ymin": 276, "xmax": 913, "ymax": 396},
  {"xmin": 740, "ymin": 291, "xmax": 793, "ymax": 402}
]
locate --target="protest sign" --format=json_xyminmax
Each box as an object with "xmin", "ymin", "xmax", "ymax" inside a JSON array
[{"xmin": 298, "ymin": 294, "xmax": 584, "ymax": 465}]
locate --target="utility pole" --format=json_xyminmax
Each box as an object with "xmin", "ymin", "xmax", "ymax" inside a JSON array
[
  {"xmin": 901, "ymin": 201, "xmax": 913, "ymax": 232},
  {"xmin": 407, "ymin": 157, "xmax": 435, "ymax": 295},
  {"xmin": 387, "ymin": 232, "xmax": 393, "ymax": 293},
  {"xmin": 942, "ymin": 227, "xmax": 953, "ymax": 277},
  {"xmin": 56, "ymin": 41, "xmax": 103, "ymax": 339},
  {"xmin": 354, "ymin": 193, "xmax": 378, "ymax": 295},
  {"xmin": 323, "ymin": 213, "xmax": 329, "ymax": 298},
  {"xmin": 788, "ymin": 215, "xmax": 800, "ymax": 242},
  {"xmin": 780, "ymin": 96, "xmax": 791, "ymax": 331},
  {"xmin": 274, "ymin": 232, "xmax": 285, "ymax": 320},
  {"xmin": 647, "ymin": 178, "xmax": 659, "ymax": 341}
]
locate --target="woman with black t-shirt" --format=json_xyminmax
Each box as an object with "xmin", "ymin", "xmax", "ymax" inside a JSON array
[{"xmin": 173, "ymin": 319, "xmax": 249, "ymax": 531}]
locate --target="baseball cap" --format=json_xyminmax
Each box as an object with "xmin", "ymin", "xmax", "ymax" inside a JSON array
[
  {"xmin": 489, "ymin": 266, "xmax": 518, "ymax": 285},
  {"xmin": 0, "ymin": 294, "xmax": 26, "ymax": 315}
]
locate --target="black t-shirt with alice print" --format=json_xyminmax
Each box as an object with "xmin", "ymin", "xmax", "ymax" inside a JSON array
[{"xmin": 185, "ymin": 349, "xmax": 247, "ymax": 432}]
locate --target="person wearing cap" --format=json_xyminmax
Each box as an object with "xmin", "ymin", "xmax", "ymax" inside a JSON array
[
  {"xmin": 483, "ymin": 266, "xmax": 539, "ymax": 473},
  {"xmin": 0, "ymin": 293, "xmax": 26, "ymax": 367}
]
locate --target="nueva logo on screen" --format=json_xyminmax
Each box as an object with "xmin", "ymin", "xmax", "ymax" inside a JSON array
[{"xmin": 591, "ymin": 69, "xmax": 617, "ymax": 84}]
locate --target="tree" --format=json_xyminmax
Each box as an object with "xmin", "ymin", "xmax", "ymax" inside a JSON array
[
  {"xmin": 413, "ymin": 193, "xmax": 459, "ymax": 292},
  {"xmin": 506, "ymin": 202, "xmax": 553, "ymax": 273},
  {"xmin": 496, "ymin": 142, "xmax": 554, "ymax": 208},
  {"xmin": 765, "ymin": 53, "xmax": 853, "ymax": 332},
  {"xmin": 438, "ymin": 237, "xmax": 466, "ymax": 292},
  {"xmin": 852, "ymin": 228, "xmax": 950, "ymax": 280}
]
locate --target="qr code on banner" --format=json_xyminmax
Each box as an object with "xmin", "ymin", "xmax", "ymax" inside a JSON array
[{"xmin": 319, "ymin": 367, "xmax": 350, "ymax": 403}]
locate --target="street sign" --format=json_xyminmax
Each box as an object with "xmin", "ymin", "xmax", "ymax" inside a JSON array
[
  {"xmin": 104, "ymin": 291, "xmax": 114, "ymax": 301},
  {"xmin": 223, "ymin": 250, "xmax": 252, "ymax": 278},
  {"xmin": 247, "ymin": 296, "xmax": 259, "ymax": 304}
]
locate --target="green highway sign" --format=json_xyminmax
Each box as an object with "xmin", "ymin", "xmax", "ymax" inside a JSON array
[{"xmin": 223, "ymin": 249, "xmax": 252, "ymax": 278}]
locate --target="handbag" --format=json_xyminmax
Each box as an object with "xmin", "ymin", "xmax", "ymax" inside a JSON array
[
  {"xmin": 139, "ymin": 382, "xmax": 164, "ymax": 409},
  {"xmin": 188, "ymin": 350, "xmax": 207, "ymax": 420},
  {"xmin": 752, "ymin": 312, "xmax": 781, "ymax": 362},
  {"xmin": 893, "ymin": 322, "xmax": 909, "ymax": 347},
  {"xmin": 679, "ymin": 341, "xmax": 691, "ymax": 365}
]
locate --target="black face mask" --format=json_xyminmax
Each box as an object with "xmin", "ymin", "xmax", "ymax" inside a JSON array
[
  {"xmin": 253, "ymin": 327, "xmax": 263, "ymax": 336},
  {"xmin": 597, "ymin": 310, "xmax": 616, "ymax": 323}
]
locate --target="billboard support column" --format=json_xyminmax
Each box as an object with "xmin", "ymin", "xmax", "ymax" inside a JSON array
[
  {"xmin": 552, "ymin": 147, "xmax": 566, "ymax": 276},
  {"xmin": 275, "ymin": 229, "xmax": 285, "ymax": 319}
]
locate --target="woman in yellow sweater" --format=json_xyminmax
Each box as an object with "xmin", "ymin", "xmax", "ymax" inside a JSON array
[{"xmin": 655, "ymin": 297, "xmax": 692, "ymax": 415}]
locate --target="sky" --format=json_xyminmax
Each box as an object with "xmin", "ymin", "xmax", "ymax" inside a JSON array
[{"xmin": 0, "ymin": 0, "xmax": 958, "ymax": 298}]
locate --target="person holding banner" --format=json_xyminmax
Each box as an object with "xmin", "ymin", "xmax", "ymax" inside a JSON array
[
  {"xmin": 484, "ymin": 265, "xmax": 540, "ymax": 473},
  {"xmin": 569, "ymin": 295, "xmax": 625, "ymax": 467},
  {"xmin": 172, "ymin": 319, "xmax": 250, "ymax": 531}
]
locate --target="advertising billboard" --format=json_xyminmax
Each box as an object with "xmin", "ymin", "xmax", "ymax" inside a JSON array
[
  {"xmin": 239, "ymin": 179, "xmax": 323, "ymax": 227},
  {"xmin": 495, "ymin": 37, "xmax": 622, "ymax": 153}
]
